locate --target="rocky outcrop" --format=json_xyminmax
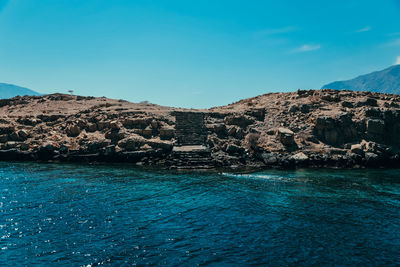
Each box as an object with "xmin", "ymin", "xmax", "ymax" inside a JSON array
[
  {"xmin": 1, "ymin": 90, "xmax": 400, "ymax": 169},
  {"xmin": 276, "ymin": 128, "xmax": 295, "ymax": 146}
]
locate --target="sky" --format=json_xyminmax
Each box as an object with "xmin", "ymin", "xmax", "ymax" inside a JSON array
[{"xmin": 0, "ymin": 0, "xmax": 400, "ymax": 108}]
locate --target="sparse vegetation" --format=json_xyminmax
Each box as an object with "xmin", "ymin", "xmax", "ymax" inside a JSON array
[{"xmin": 245, "ymin": 132, "xmax": 260, "ymax": 151}]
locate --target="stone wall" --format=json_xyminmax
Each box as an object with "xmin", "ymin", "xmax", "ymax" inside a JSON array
[{"xmin": 173, "ymin": 111, "xmax": 207, "ymax": 145}]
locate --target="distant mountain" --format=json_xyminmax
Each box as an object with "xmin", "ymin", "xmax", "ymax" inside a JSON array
[
  {"xmin": 0, "ymin": 83, "xmax": 40, "ymax": 99},
  {"xmin": 322, "ymin": 65, "xmax": 400, "ymax": 94}
]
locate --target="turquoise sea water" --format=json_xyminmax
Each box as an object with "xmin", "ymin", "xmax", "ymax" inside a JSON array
[{"xmin": 0, "ymin": 162, "xmax": 399, "ymax": 266}]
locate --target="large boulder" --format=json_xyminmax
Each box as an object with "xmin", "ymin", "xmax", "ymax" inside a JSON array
[
  {"xmin": 224, "ymin": 115, "xmax": 255, "ymax": 128},
  {"xmin": 118, "ymin": 135, "xmax": 146, "ymax": 151},
  {"xmin": 314, "ymin": 113, "xmax": 357, "ymax": 146},
  {"xmin": 66, "ymin": 124, "xmax": 80, "ymax": 137},
  {"xmin": 276, "ymin": 128, "xmax": 295, "ymax": 146},
  {"xmin": 290, "ymin": 152, "xmax": 309, "ymax": 163},
  {"xmin": 262, "ymin": 152, "xmax": 278, "ymax": 165}
]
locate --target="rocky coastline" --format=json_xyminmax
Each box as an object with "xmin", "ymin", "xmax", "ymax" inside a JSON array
[{"xmin": 1, "ymin": 89, "xmax": 400, "ymax": 170}]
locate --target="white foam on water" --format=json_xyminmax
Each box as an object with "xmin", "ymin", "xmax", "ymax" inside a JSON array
[{"xmin": 221, "ymin": 172, "xmax": 290, "ymax": 181}]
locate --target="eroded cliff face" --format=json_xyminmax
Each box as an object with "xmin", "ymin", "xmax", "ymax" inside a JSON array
[{"xmin": 0, "ymin": 89, "xmax": 400, "ymax": 169}]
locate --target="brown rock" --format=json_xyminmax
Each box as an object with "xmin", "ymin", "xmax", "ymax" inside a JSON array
[
  {"xmin": 87, "ymin": 123, "xmax": 97, "ymax": 132},
  {"xmin": 224, "ymin": 115, "xmax": 255, "ymax": 128},
  {"xmin": 147, "ymin": 140, "xmax": 173, "ymax": 151},
  {"xmin": 105, "ymin": 130, "xmax": 125, "ymax": 141},
  {"xmin": 118, "ymin": 135, "xmax": 146, "ymax": 151},
  {"xmin": 141, "ymin": 126, "xmax": 153, "ymax": 138},
  {"xmin": 97, "ymin": 121, "xmax": 110, "ymax": 131},
  {"xmin": 159, "ymin": 126, "xmax": 175, "ymax": 140},
  {"xmin": 66, "ymin": 124, "xmax": 81, "ymax": 137},
  {"xmin": 276, "ymin": 128, "xmax": 295, "ymax": 146}
]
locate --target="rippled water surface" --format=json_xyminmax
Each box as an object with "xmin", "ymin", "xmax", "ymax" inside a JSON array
[{"xmin": 0, "ymin": 162, "xmax": 399, "ymax": 266}]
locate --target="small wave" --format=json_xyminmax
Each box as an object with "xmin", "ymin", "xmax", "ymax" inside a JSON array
[{"xmin": 220, "ymin": 172, "xmax": 290, "ymax": 181}]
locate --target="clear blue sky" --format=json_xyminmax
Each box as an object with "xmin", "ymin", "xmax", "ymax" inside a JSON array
[{"xmin": 0, "ymin": 0, "xmax": 399, "ymax": 108}]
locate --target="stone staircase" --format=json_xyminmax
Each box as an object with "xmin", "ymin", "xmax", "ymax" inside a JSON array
[
  {"xmin": 169, "ymin": 145, "xmax": 215, "ymax": 170},
  {"xmin": 169, "ymin": 112, "xmax": 215, "ymax": 169},
  {"xmin": 173, "ymin": 111, "xmax": 207, "ymax": 145}
]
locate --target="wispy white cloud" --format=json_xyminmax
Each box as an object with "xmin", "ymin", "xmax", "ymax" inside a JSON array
[
  {"xmin": 292, "ymin": 44, "xmax": 321, "ymax": 53},
  {"xmin": 355, "ymin": 26, "xmax": 371, "ymax": 33},
  {"xmin": 255, "ymin": 26, "xmax": 298, "ymax": 37},
  {"xmin": 386, "ymin": 38, "xmax": 400, "ymax": 46},
  {"xmin": 396, "ymin": 56, "xmax": 400, "ymax": 65}
]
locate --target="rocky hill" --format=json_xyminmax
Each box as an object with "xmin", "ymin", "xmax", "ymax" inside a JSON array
[
  {"xmin": 0, "ymin": 82, "xmax": 40, "ymax": 99},
  {"xmin": 322, "ymin": 65, "xmax": 400, "ymax": 94},
  {"xmin": 1, "ymin": 90, "xmax": 400, "ymax": 170}
]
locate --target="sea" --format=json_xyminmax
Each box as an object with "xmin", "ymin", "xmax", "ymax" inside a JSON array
[{"xmin": 0, "ymin": 162, "xmax": 399, "ymax": 266}]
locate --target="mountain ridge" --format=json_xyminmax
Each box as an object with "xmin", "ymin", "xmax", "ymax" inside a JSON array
[
  {"xmin": 0, "ymin": 82, "xmax": 40, "ymax": 99},
  {"xmin": 322, "ymin": 65, "xmax": 400, "ymax": 94}
]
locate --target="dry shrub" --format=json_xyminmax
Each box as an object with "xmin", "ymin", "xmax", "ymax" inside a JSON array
[{"xmin": 245, "ymin": 132, "xmax": 260, "ymax": 151}]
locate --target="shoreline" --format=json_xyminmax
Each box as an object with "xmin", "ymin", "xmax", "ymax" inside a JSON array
[
  {"xmin": 1, "ymin": 89, "xmax": 400, "ymax": 170},
  {"xmin": 1, "ymin": 147, "xmax": 399, "ymax": 172}
]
